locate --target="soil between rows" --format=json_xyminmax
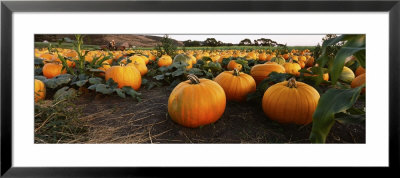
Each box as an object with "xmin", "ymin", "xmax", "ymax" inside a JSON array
[{"xmin": 70, "ymin": 86, "xmax": 365, "ymax": 144}]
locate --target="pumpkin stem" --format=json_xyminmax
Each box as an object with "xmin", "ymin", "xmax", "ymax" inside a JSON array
[
  {"xmin": 233, "ymin": 68, "xmax": 240, "ymax": 76},
  {"xmin": 287, "ymin": 77, "xmax": 297, "ymax": 88},
  {"xmin": 187, "ymin": 74, "xmax": 200, "ymax": 84}
]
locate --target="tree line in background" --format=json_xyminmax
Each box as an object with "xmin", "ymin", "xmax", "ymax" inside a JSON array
[{"xmin": 183, "ymin": 38, "xmax": 287, "ymax": 47}]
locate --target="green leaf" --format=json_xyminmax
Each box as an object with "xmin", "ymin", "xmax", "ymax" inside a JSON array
[
  {"xmin": 310, "ymin": 85, "xmax": 364, "ymax": 143},
  {"xmin": 330, "ymin": 35, "xmax": 365, "ymax": 84},
  {"xmin": 53, "ymin": 86, "xmax": 77, "ymax": 100},
  {"xmin": 106, "ymin": 78, "xmax": 119, "ymax": 89},
  {"xmin": 89, "ymin": 77, "xmax": 103, "ymax": 85},
  {"xmin": 158, "ymin": 66, "xmax": 169, "ymax": 73},
  {"xmin": 95, "ymin": 84, "xmax": 114, "ymax": 94},
  {"xmin": 334, "ymin": 112, "xmax": 365, "ymax": 125},
  {"xmin": 34, "ymin": 76, "xmax": 47, "ymax": 81},
  {"xmin": 171, "ymin": 69, "xmax": 184, "ymax": 77},
  {"xmin": 188, "ymin": 68, "xmax": 203, "ymax": 76},
  {"xmin": 122, "ymin": 87, "xmax": 141, "ymax": 101},
  {"xmin": 88, "ymin": 84, "xmax": 98, "ymax": 90},
  {"xmin": 353, "ymin": 50, "xmax": 366, "ymax": 68},
  {"xmin": 154, "ymin": 75, "xmax": 165, "ymax": 80},
  {"xmin": 114, "ymin": 88, "xmax": 126, "ymax": 98},
  {"xmin": 75, "ymin": 80, "xmax": 88, "ymax": 87}
]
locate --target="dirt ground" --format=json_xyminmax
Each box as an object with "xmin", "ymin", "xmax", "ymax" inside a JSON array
[{"xmin": 72, "ymin": 86, "xmax": 365, "ymax": 144}]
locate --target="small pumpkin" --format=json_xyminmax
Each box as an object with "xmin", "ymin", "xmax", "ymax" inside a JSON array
[
  {"xmin": 258, "ymin": 53, "xmax": 267, "ymax": 61},
  {"xmin": 340, "ymin": 66, "xmax": 355, "ymax": 83},
  {"xmin": 283, "ymin": 59, "xmax": 301, "ymax": 76},
  {"xmin": 227, "ymin": 60, "xmax": 242, "ymax": 71},
  {"xmin": 158, "ymin": 55, "xmax": 173, "ymax": 67},
  {"xmin": 214, "ymin": 68, "xmax": 256, "ymax": 102},
  {"xmin": 262, "ymin": 77, "xmax": 320, "ymax": 125},
  {"xmin": 34, "ymin": 79, "xmax": 46, "ymax": 102},
  {"xmin": 168, "ymin": 74, "xmax": 226, "ymax": 128},
  {"xmin": 42, "ymin": 63, "xmax": 67, "ymax": 79},
  {"xmin": 173, "ymin": 54, "xmax": 193, "ymax": 69},
  {"xmin": 351, "ymin": 73, "xmax": 366, "ymax": 93},
  {"xmin": 250, "ymin": 63, "xmax": 286, "ymax": 84},
  {"xmin": 105, "ymin": 65, "xmax": 141, "ymax": 90},
  {"xmin": 305, "ymin": 57, "xmax": 314, "ymax": 67},
  {"xmin": 270, "ymin": 56, "xmax": 286, "ymax": 65}
]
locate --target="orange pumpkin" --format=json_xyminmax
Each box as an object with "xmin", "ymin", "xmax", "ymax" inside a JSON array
[
  {"xmin": 355, "ymin": 66, "xmax": 366, "ymax": 77},
  {"xmin": 34, "ymin": 79, "xmax": 46, "ymax": 102},
  {"xmin": 97, "ymin": 62, "xmax": 111, "ymax": 77},
  {"xmin": 168, "ymin": 74, "xmax": 226, "ymax": 128},
  {"xmin": 262, "ymin": 78, "xmax": 320, "ymax": 125},
  {"xmin": 158, "ymin": 55, "xmax": 173, "ymax": 67},
  {"xmin": 305, "ymin": 57, "xmax": 314, "ymax": 67},
  {"xmin": 128, "ymin": 61, "xmax": 148, "ymax": 76},
  {"xmin": 227, "ymin": 60, "xmax": 242, "ymax": 71},
  {"xmin": 250, "ymin": 63, "xmax": 286, "ymax": 84},
  {"xmin": 214, "ymin": 69, "xmax": 256, "ymax": 102},
  {"xmin": 258, "ymin": 53, "xmax": 267, "ymax": 61},
  {"xmin": 351, "ymin": 73, "xmax": 366, "ymax": 93},
  {"xmin": 105, "ymin": 65, "xmax": 141, "ymax": 90},
  {"xmin": 283, "ymin": 60, "xmax": 301, "ymax": 76},
  {"xmin": 42, "ymin": 63, "xmax": 67, "ymax": 79}
]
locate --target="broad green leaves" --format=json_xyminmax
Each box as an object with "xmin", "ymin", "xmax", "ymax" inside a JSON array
[
  {"xmin": 87, "ymin": 78, "xmax": 142, "ymax": 101},
  {"xmin": 310, "ymin": 85, "xmax": 364, "ymax": 143},
  {"xmin": 316, "ymin": 35, "xmax": 365, "ymax": 85}
]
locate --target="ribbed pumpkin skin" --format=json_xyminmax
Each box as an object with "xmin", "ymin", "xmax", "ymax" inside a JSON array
[
  {"xmin": 214, "ymin": 71, "xmax": 256, "ymax": 102},
  {"xmin": 43, "ymin": 63, "xmax": 67, "ymax": 79},
  {"xmin": 262, "ymin": 80, "xmax": 320, "ymax": 125},
  {"xmin": 168, "ymin": 78, "xmax": 226, "ymax": 128},
  {"xmin": 250, "ymin": 63, "xmax": 286, "ymax": 84},
  {"xmin": 127, "ymin": 62, "xmax": 148, "ymax": 76},
  {"xmin": 34, "ymin": 79, "xmax": 46, "ymax": 102},
  {"xmin": 351, "ymin": 73, "xmax": 366, "ymax": 93},
  {"xmin": 105, "ymin": 66, "xmax": 141, "ymax": 90}
]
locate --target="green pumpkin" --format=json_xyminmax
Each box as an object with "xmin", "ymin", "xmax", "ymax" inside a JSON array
[
  {"xmin": 271, "ymin": 56, "xmax": 286, "ymax": 65},
  {"xmin": 340, "ymin": 66, "xmax": 355, "ymax": 83},
  {"xmin": 173, "ymin": 54, "xmax": 193, "ymax": 68}
]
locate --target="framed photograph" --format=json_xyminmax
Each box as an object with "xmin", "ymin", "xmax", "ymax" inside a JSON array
[{"xmin": 1, "ymin": 0, "xmax": 399, "ymax": 177}]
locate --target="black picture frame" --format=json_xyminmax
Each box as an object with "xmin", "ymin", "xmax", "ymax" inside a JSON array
[{"xmin": 1, "ymin": 0, "xmax": 399, "ymax": 177}]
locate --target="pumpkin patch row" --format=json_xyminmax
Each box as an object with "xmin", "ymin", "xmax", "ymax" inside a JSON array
[{"xmin": 34, "ymin": 47, "xmax": 366, "ymax": 129}]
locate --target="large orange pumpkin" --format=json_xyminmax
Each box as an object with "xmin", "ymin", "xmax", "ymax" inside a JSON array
[
  {"xmin": 168, "ymin": 74, "xmax": 226, "ymax": 128},
  {"xmin": 34, "ymin": 79, "xmax": 46, "ymax": 102},
  {"xmin": 351, "ymin": 73, "xmax": 366, "ymax": 93},
  {"xmin": 42, "ymin": 63, "xmax": 67, "ymax": 79},
  {"xmin": 262, "ymin": 78, "xmax": 320, "ymax": 125},
  {"xmin": 214, "ymin": 69, "xmax": 256, "ymax": 102},
  {"xmin": 105, "ymin": 65, "xmax": 141, "ymax": 90},
  {"xmin": 250, "ymin": 63, "xmax": 286, "ymax": 84}
]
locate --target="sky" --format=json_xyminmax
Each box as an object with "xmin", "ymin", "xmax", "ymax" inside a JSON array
[{"xmin": 153, "ymin": 34, "xmax": 327, "ymax": 46}]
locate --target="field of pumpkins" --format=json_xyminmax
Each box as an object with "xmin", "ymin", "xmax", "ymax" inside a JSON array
[{"xmin": 34, "ymin": 35, "xmax": 366, "ymax": 144}]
